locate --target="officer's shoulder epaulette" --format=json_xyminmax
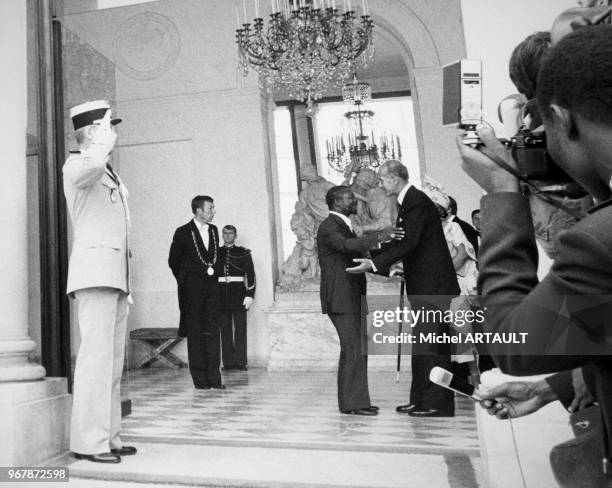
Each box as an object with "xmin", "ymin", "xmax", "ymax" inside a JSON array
[{"xmin": 229, "ymin": 246, "xmax": 251, "ymax": 256}]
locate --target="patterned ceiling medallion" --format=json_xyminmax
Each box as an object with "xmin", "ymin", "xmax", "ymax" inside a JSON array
[{"xmin": 113, "ymin": 12, "xmax": 180, "ymax": 80}]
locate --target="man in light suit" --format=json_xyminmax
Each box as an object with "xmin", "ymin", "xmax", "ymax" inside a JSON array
[
  {"xmin": 63, "ymin": 100, "xmax": 136, "ymax": 463},
  {"xmin": 318, "ymin": 185, "xmax": 402, "ymax": 415}
]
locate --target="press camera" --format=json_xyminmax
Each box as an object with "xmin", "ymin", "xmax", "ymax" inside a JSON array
[
  {"xmin": 443, "ymin": 4, "xmax": 611, "ymax": 185},
  {"xmin": 442, "ymin": 60, "xmax": 574, "ymax": 183}
]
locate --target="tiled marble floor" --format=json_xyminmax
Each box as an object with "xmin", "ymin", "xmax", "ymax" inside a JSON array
[
  {"xmin": 120, "ymin": 368, "xmax": 479, "ymax": 455},
  {"xmin": 61, "ymin": 368, "xmax": 481, "ymax": 487}
]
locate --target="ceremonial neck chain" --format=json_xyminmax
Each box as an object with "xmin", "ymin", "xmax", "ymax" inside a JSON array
[{"xmin": 191, "ymin": 227, "xmax": 217, "ymax": 276}]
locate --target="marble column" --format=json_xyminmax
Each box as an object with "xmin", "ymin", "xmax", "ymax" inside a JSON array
[
  {"xmin": 0, "ymin": 0, "xmax": 70, "ymax": 466},
  {"xmin": 0, "ymin": 0, "xmax": 46, "ymax": 383}
]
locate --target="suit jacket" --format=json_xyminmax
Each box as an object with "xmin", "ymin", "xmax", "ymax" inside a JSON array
[
  {"xmin": 453, "ymin": 216, "xmax": 480, "ymax": 255},
  {"xmin": 478, "ymin": 192, "xmax": 612, "ymax": 459},
  {"xmin": 371, "ymin": 186, "xmax": 460, "ymax": 296},
  {"xmin": 317, "ymin": 214, "xmax": 379, "ymax": 314},
  {"xmin": 168, "ymin": 220, "xmax": 220, "ymax": 336},
  {"xmin": 63, "ymin": 151, "xmax": 130, "ymax": 295}
]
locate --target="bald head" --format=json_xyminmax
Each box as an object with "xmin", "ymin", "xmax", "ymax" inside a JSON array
[
  {"xmin": 378, "ymin": 160, "xmax": 409, "ymax": 196},
  {"xmin": 381, "ymin": 160, "xmax": 409, "ymax": 181}
]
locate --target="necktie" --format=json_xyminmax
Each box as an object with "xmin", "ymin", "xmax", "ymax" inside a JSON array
[{"xmin": 106, "ymin": 164, "xmax": 119, "ymax": 185}]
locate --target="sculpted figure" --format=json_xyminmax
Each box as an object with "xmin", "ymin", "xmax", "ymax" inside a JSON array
[
  {"xmin": 298, "ymin": 164, "xmax": 334, "ymax": 234},
  {"xmin": 348, "ymin": 168, "xmax": 397, "ymax": 236},
  {"xmin": 277, "ymin": 166, "xmax": 333, "ymax": 289}
]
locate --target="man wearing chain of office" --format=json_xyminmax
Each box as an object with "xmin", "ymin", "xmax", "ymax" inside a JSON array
[{"xmin": 169, "ymin": 195, "xmax": 225, "ymax": 389}]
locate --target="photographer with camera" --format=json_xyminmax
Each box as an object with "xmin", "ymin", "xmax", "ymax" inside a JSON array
[
  {"xmin": 457, "ymin": 25, "xmax": 612, "ymax": 484},
  {"xmin": 502, "ymin": 30, "xmax": 594, "ymax": 261}
]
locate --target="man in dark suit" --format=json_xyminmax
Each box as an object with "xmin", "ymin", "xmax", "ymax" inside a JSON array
[
  {"xmin": 448, "ymin": 196, "xmax": 480, "ymax": 255},
  {"xmin": 318, "ymin": 186, "xmax": 402, "ymax": 416},
  {"xmin": 471, "ymin": 209, "xmax": 481, "ymax": 234},
  {"xmin": 169, "ymin": 195, "xmax": 224, "ymax": 390},
  {"xmin": 348, "ymin": 160, "xmax": 460, "ymax": 417},
  {"xmin": 458, "ymin": 26, "xmax": 612, "ymax": 475}
]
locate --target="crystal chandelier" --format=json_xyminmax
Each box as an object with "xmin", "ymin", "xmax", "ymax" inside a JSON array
[
  {"xmin": 326, "ymin": 74, "xmax": 402, "ymax": 175},
  {"xmin": 235, "ymin": 0, "xmax": 374, "ymax": 108}
]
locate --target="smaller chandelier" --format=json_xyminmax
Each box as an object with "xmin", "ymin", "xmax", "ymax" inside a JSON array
[
  {"xmin": 326, "ymin": 75, "xmax": 402, "ymax": 175},
  {"xmin": 236, "ymin": 0, "xmax": 374, "ymax": 107}
]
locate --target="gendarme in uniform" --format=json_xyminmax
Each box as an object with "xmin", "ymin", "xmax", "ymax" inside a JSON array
[
  {"xmin": 63, "ymin": 100, "xmax": 134, "ymax": 463},
  {"xmin": 216, "ymin": 243, "xmax": 255, "ymax": 370}
]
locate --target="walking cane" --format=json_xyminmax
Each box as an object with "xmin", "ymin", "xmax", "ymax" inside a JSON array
[{"xmin": 395, "ymin": 278, "xmax": 405, "ymax": 383}]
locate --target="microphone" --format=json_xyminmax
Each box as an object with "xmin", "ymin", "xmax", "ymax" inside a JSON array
[{"xmin": 429, "ymin": 366, "xmax": 482, "ymax": 401}]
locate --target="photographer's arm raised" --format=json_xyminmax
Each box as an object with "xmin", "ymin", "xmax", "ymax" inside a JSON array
[{"xmin": 456, "ymin": 124, "xmax": 520, "ymax": 195}]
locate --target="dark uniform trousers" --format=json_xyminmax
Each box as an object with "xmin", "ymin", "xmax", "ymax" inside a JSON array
[
  {"xmin": 217, "ymin": 245, "xmax": 255, "ymax": 369},
  {"xmin": 219, "ymin": 309, "xmax": 247, "ymax": 367}
]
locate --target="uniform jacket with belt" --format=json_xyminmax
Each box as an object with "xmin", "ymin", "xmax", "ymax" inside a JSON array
[
  {"xmin": 63, "ymin": 151, "xmax": 130, "ymax": 295},
  {"xmin": 215, "ymin": 245, "xmax": 256, "ymax": 311}
]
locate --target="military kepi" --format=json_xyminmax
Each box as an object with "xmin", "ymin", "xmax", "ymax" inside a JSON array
[{"xmin": 70, "ymin": 100, "xmax": 122, "ymax": 131}]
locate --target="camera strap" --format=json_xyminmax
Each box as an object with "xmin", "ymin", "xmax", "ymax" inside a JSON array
[{"xmin": 490, "ymin": 157, "xmax": 587, "ymax": 220}]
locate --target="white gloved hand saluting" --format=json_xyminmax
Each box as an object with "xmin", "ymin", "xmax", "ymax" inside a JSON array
[
  {"xmin": 81, "ymin": 109, "xmax": 117, "ymax": 163},
  {"xmin": 92, "ymin": 109, "xmax": 117, "ymax": 152},
  {"xmin": 243, "ymin": 296, "xmax": 254, "ymax": 310}
]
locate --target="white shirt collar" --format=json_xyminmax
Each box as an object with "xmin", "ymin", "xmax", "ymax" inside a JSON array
[
  {"xmin": 397, "ymin": 183, "xmax": 412, "ymax": 205},
  {"xmin": 329, "ymin": 211, "xmax": 353, "ymax": 231},
  {"xmin": 193, "ymin": 218, "xmax": 209, "ymax": 230}
]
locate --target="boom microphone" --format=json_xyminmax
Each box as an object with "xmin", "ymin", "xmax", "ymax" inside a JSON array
[{"xmin": 429, "ymin": 366, "xmax": 482, "ymax": 401}]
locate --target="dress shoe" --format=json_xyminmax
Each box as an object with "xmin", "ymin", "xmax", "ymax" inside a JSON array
[
  {"xmin": 341, "ymin": 408, "xmax": 378, "ymax": 416},
  {"xmin": 222, "ymin": 366, "xmax": 235, "ymax": 371},
  {"xmin": 395, "ymin": 404, "xmax": 417, "ymax": 413},
  {"xmin": 365, "ymin": 405, "xmax": 379, "ymax": 412},
  {"xmin": 408, "ymin": 408, "xmax": 454, "ymax": 418},
  {"xmin": 236, "ymin": 365, "xmax": 248, "ymax": 371},
  {"xmin": 111, "ymin": 446, "xmax": 137, "ymax": 456},
  {"xmin": 211, "ymin": 384, "xmax": 226, "ymax": 389},
  {"xmin": 73, "ymin": 452, "xmax": 121, "ymax": 463},
  {"xmin": 195, "ymin": 386, "xmax": 211, "ymax": 390}
]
